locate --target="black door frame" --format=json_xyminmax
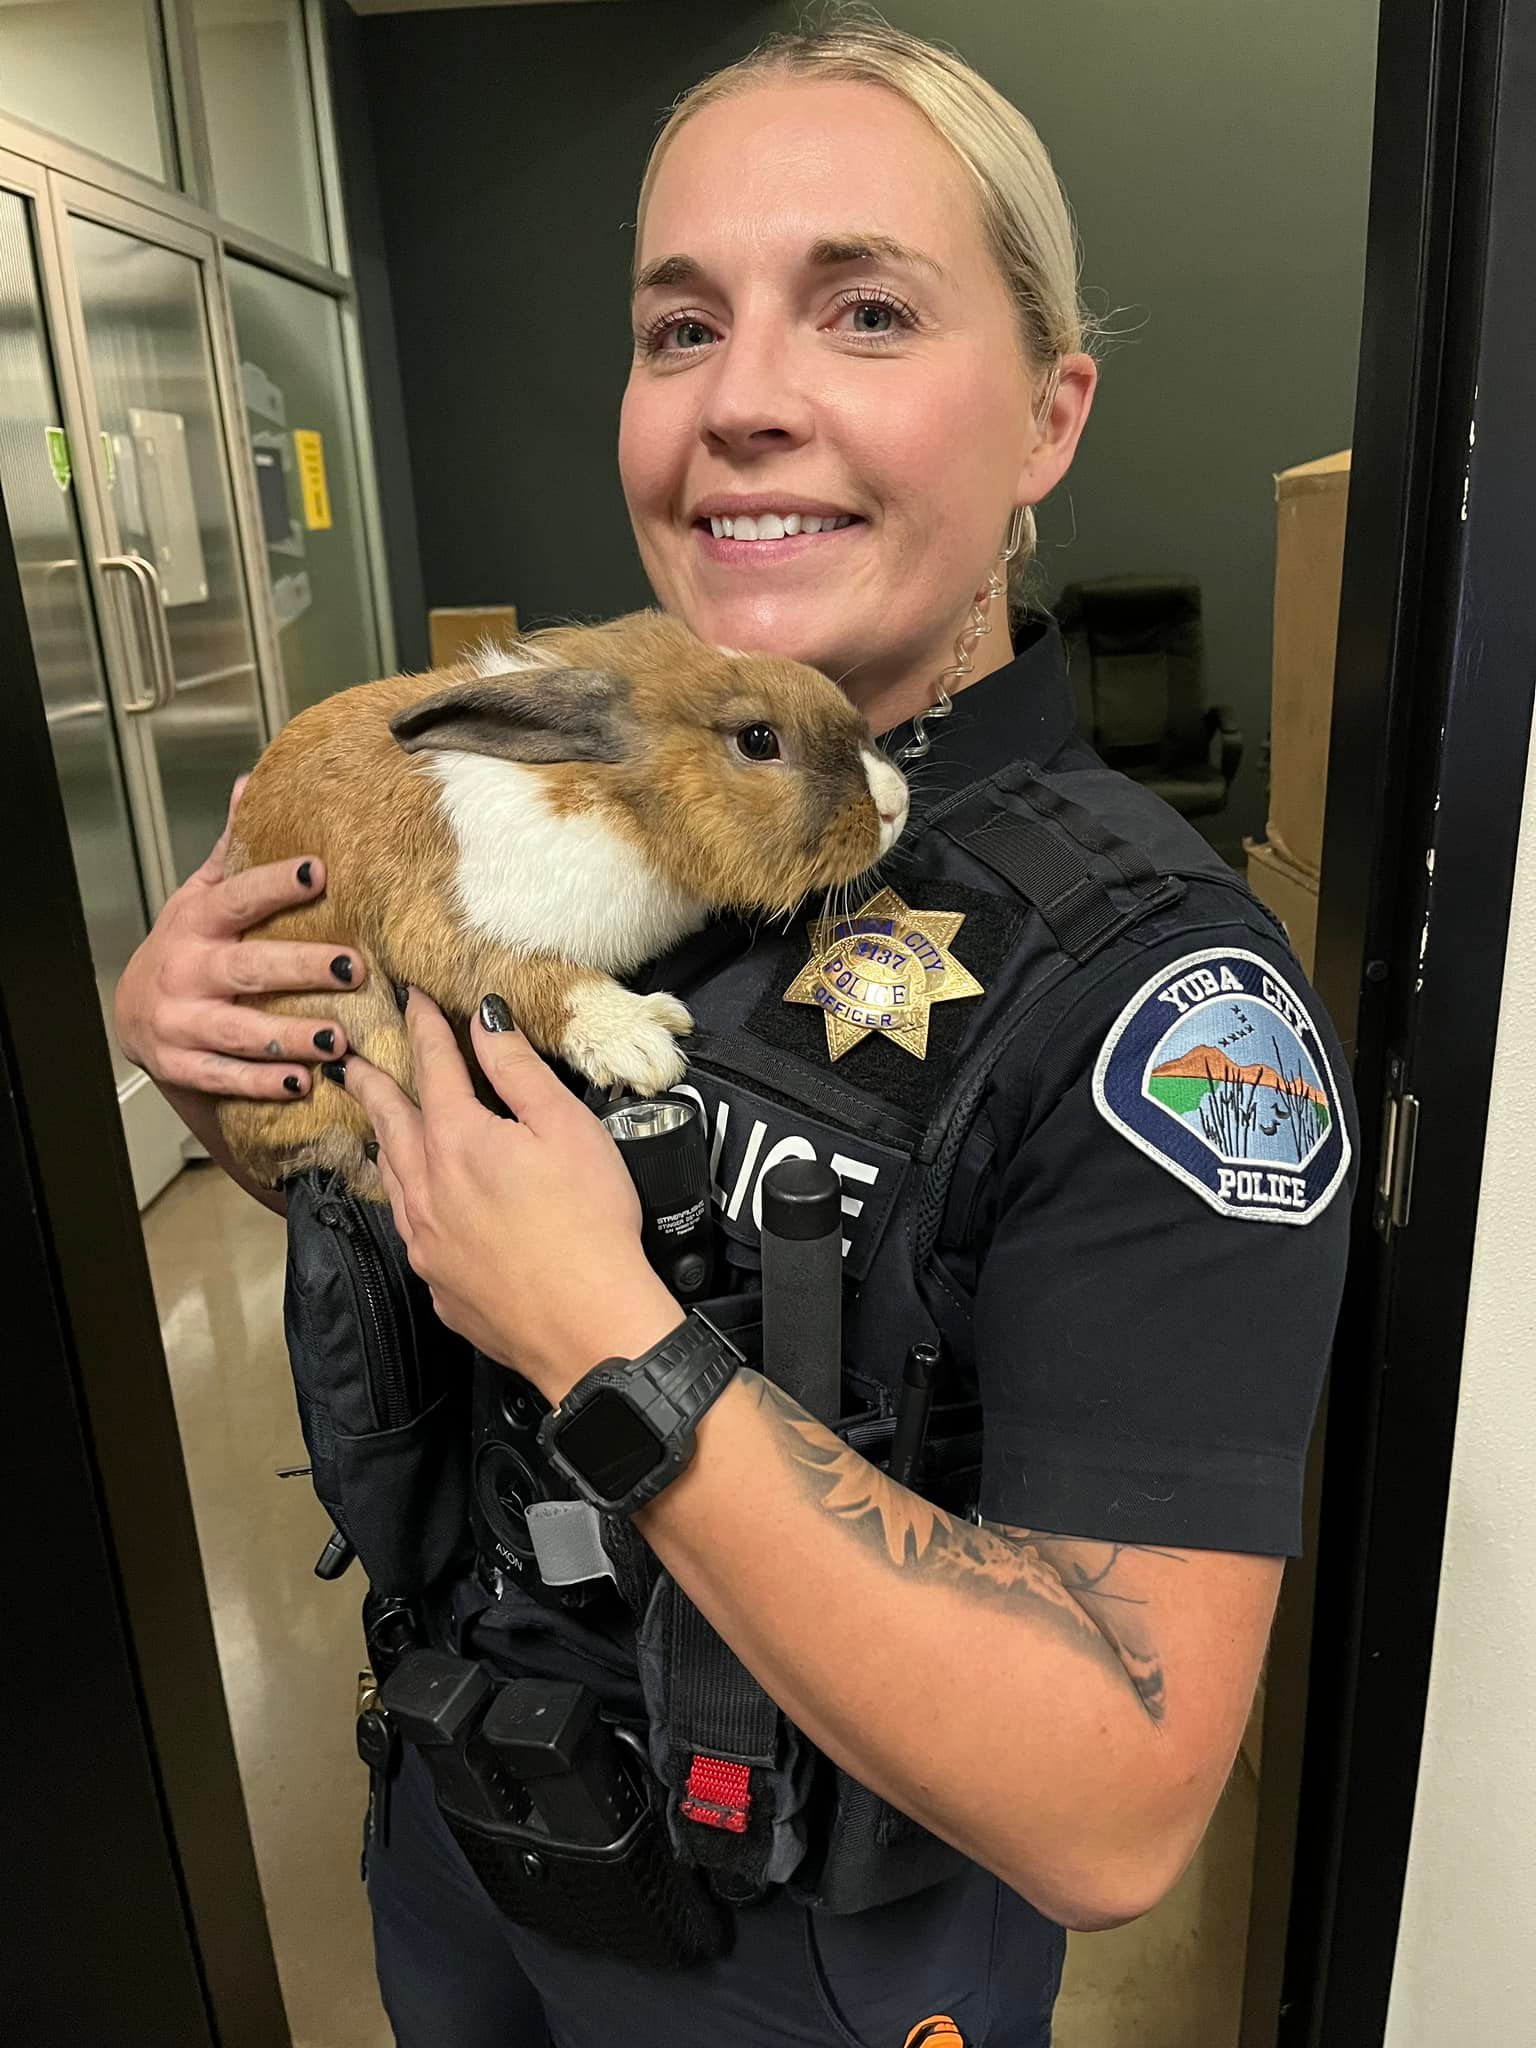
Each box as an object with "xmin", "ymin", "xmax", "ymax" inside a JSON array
[
  {"xmin": 1268, "ymin": 0, "xmax": 1536, "ymax": 2039},
  {"xmin": 0, "ymin": 468, "xmax": 289, "ymax": 2035}
]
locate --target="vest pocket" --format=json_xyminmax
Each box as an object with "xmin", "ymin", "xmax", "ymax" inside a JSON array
[{"xmin": 283, "ymin": 1169, "xmax": 471, "ymax": 1598}]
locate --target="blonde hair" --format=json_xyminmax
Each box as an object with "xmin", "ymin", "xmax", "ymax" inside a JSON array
[{"xmin": 634, "ymin": 12, "xmax": 1091, "ymax": 581}]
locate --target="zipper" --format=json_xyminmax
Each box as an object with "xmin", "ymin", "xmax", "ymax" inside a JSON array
[{"xmin": 317, "ymin": 1187, "xmax": 417, "ymax": 1430}]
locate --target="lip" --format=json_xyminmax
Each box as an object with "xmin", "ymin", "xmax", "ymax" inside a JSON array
[{"xmin": 689, "ymin": 493, "xmax": 861, "ymax": 523}]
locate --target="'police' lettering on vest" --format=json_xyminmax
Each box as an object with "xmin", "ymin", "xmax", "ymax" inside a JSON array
[{"xmin": 669, "ymin": 1075, "xmax": 909, "ymax": 1280}]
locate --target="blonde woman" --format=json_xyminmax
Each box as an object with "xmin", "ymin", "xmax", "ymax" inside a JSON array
[{"xmin": 117, "ymin": 22, "xmax": 1355, "ymax": 2045}]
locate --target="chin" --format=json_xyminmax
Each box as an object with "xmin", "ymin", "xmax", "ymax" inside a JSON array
[{"xmin": 695, "ymin": 596, "xmax": 863, "ymax": 682}]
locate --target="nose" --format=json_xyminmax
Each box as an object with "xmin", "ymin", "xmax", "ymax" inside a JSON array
[{"xmin": 697, "ymin": 319, "xmax": 813, "ymax": 456}]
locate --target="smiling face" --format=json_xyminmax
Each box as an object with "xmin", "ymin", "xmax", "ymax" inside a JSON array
[{"xmin": 619, "ymin": 78, "xmax": 1095, "ymax": 729}]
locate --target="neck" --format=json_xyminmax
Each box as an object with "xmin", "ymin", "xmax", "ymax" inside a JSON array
[{"xmin": 841, "ymin": 602, "xmax": 1017, "ymax": 739}]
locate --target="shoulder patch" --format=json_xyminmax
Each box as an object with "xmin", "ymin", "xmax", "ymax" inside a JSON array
[{"xmin": 1091, "ymin": 947, "xmax": 1351, "ymax": 1226}]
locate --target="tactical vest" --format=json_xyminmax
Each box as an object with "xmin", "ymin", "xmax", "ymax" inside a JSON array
[{"xmin": 279, "ymin": 722, "xmax": 1280, "ymax": 1929}]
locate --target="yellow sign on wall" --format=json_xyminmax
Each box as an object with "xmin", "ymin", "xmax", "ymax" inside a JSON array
[{"xmin": 292, "ymin": 429, "xmax": 332, "ymax": 531}]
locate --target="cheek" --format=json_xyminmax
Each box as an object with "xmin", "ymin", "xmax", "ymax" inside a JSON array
[{"xmin": 617, "ymin": 377, "xmax": 676, "ymax": 518}]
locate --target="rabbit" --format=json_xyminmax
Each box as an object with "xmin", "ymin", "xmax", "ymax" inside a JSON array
[{"xmin": 217, "ymin": 609, "xmax": 910, "ymax": 1200}]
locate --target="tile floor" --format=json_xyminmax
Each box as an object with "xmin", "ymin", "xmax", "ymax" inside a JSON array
[{"xmin": 143, "ymin": 1162, "xmax": 1258, "ymax": 2048}]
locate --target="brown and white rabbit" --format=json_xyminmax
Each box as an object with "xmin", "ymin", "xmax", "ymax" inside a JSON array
[{"xmin": 218, "ymin": 609, "xmax": 909, "ymax": 1199}]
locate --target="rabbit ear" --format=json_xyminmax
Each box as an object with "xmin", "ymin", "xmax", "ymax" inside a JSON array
[{"xmin": 389, "ymin": 668, "xmax": 633, "ymax": 764}]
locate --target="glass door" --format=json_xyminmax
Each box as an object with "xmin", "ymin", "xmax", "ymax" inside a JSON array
[{"xmin": 54, "ymin": 181, "xmax": 272, "ymax": 883}]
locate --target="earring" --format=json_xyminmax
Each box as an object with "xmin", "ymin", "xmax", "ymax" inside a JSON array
[{"xmin": 898, "ymin": 505, "xmax": 1027, "ymax": 765}]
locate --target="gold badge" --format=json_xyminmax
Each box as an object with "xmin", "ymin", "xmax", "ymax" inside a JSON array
[{"xmin": 783, "ymin": 886, "xmax": 985, "ymax": 1061}]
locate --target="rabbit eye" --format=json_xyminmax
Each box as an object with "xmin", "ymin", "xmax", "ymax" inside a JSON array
[{"xmin": 735, "ymin": 723, "xmax": 781, "ymax": 762}]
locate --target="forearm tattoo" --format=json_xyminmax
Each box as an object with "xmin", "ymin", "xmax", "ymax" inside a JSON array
[{"xmin": 739, "ymin": 1369, "xmax": 1181, "ymax": 1724}]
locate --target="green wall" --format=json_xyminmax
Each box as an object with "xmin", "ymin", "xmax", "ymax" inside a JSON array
[{"xmin": 359, "ymin": 0, "xmax": 1378, "ymax": 845}]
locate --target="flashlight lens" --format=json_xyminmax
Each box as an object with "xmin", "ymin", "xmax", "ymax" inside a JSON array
[{"xmin": 602, "ymin": 1098, "xmax": 695, "ymax": 1143}]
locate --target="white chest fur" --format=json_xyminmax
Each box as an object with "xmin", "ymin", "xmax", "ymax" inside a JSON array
[{"xmin": 424, "ymin": 753, "xmax": 707, "ymax": 970}]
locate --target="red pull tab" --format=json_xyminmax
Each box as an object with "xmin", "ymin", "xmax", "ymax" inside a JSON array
[{"xmin": 680, "ymin": 1754, "xmax": 752, "ymax": 1834}]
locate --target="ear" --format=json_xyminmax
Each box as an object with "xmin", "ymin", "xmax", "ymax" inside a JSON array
[{"xmin": 389, "ymin": 668, "xmax": 633, "ymax": 765}]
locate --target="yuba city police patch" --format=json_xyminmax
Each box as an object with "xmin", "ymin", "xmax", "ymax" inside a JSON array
[
  {"xmin": 1092, "ymin": 947, "xmax": 1350, "ymax": 1225},
  {"xmin": 782, "ymin": 885, "xmax": 985, "ymax": 1061}
]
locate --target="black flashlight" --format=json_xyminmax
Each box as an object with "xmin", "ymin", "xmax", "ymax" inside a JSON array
[{"xmin": 601, "ymin": 1096, "xmax": 715, "ymax": 1301}]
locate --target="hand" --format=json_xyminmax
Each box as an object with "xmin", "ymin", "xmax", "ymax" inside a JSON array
[
  {"xmin": 114, "ymin": 778, "xmax": 366, "ymax": 1100},
  {"xmin": 344, "ymin": 990, "xmax": 682, "ymax": 1402}
]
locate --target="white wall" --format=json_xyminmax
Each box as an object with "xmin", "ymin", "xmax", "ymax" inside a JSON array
[{"xmin": 1383, "ymin": 736, "xmax": 1536, "ymax": 2042}]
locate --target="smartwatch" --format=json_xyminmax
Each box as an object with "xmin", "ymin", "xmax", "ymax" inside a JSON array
[{"xmin": 537, "ymin": 1310, "xmax": 744, "ymax": 1517}]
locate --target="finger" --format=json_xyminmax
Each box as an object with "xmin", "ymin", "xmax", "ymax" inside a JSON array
[
  {"xmin": 201, "ymin": 938, "xmax": 364, "ymax": 1000},
  {"xmin": 161, "ymin": 1049, "xmax": 317, "ymax": 1101},
  {"xmin": 190, "ymin": 774, "xmax": 252, "ymax": 886},
  {"xmin": 174, "ymin": 1000, "xmax": 348, "ymax": 1064},
  {"xmin": 470, "ymin": 993, "xmax": 573, "ymax": 1132},
  {"xmin": 198, "ymin": 854, "xmax": 329, "ymax": 939},
  {"xmin": 373, "ymin": 1143, "xmax": 412, "ymax": 1249},
  {"xmin": 344, "ymin": 1053, "xmax": 427, "ymax": 1193},
  {"xmin": 404, "ymin": 990, "xmax": 477, "ymax": 1120}
]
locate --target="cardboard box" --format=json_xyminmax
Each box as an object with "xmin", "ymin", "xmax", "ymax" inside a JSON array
[
  {"xmin": 1269, "ymin": 451, "xmax": 1350, "ymax": 875},
  {"xmin": 428, "ymin": 604, "xmax": 520, "ymax": 669},
  {"xmin": 1244, "ymin": 835, "xmax": 1319, "ymax": 977}
]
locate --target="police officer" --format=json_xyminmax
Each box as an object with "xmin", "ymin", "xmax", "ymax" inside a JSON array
[{"xmin": 115, "ymin": 23, "xmax": 1356, "ymax": 2047}]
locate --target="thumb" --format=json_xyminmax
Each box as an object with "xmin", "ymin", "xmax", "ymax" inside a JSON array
[{"xmin": 471, "ymin": 994, "xmax": 570, "ymax": 1130}]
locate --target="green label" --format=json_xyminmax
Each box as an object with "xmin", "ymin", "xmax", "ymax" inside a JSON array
[
  {"xmin": 99, "ymin": 429, "xmax": 117, "ymax": 487},
  {"xmin": 45, "ymin": 425, "xmax": 71, "ymax": 491}
]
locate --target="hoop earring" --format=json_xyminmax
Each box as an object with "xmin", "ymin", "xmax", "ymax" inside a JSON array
[{"xmin": 898, "ymin": 506, "xmax": 1027, "ymax": 766}]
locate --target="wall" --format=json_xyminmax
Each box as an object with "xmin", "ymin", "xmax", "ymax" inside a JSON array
[
  {"xmin": 355, "ymin": 0, "xmax": 1376, "ymax": 843},
  {"xmin": 1381, "ymin": 752, "xmax": 1536, "ymax": 2040}
]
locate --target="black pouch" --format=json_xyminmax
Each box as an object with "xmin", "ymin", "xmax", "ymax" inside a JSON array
[
  {"xmin": 283, "ymin": 1168, "xmax": 472, "ymax": 1597},
  {"xmin": 440, "ymin": 1781, "xmax": 733, "ymax": 1968}
]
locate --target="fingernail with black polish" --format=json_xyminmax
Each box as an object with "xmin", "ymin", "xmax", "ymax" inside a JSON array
[
  {"xmin": 283, "ymin": 1074, "xmax": 303, "ymax": 1095},
  {"xmin": 331, "ymin": 955, "xmax": 354, "ymax": 985},
  {"xmin": 363, "ymin": 1141, "xmax": 379, "ymax": 1164},
  {"xmin": 312, "ymin": 1027, "xmax": 336, "ymax": 1054},
  {"xmin": 296, "ymin": 860, "xmax": 313, "ymax": 889},
  {"xmin": 320, "ymin": 1060, "xmax": 348, "ymax": 1087},
  {"xmin": 480, "ymin": 993, "xmax": 514, "ymax": 1033},
  {"xmin": 392, "ymin": 982, "xmax": 409, "ymax": 1014}
]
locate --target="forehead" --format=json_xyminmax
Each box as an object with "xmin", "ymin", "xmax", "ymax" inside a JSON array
[{"xmin": 639, "ymin": 79, "xmax": 988, "ymax": 283}]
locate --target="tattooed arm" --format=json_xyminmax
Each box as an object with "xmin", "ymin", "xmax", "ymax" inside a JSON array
[{"xmin": 635, "ymin": 1369, "xmax": 1282, "ymax": 1930}]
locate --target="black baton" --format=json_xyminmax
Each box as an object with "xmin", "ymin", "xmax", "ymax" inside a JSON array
[{"xmin": 760, "ymin": 1158, "xmax": 843, "ymax": 1425}]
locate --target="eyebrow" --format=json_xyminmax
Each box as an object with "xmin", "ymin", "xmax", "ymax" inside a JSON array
[{"xmin": 632, "ymin": 232, "xmax": 947, "ymax": 297}]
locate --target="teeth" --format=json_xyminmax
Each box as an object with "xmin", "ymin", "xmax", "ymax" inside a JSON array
[{"xmin": 704, "ymin": 511, "xmax": 857, "ymax": 541}]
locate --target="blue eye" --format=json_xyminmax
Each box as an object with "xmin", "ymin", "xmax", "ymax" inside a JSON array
[{"xmin": 851, "ymin": 302, "xmax": 894, "ymax": 333}]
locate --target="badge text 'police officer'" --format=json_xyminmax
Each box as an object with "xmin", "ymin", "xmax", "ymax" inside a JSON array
[
  {"xmin": 783, "ymin": 885, "xmax": 985, "ymax": 1060},
  {"xmin": 1092, "ymin": 947, "xmax": 1351, "ymax": 1225}
]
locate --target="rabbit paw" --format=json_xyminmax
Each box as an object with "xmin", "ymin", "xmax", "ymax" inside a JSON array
[{"xmin": 559, "ymin": 985, "xmax": 694, "ymax": 1094}]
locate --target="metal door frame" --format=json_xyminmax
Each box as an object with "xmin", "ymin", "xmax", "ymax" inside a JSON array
[{"xmin": 1248, "ymin": 0, "xmax": 1536, "ymax": 2038}]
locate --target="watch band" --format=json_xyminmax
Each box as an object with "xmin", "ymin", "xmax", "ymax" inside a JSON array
[
  {"xmin": 538, "ymin": 1309, "xmax": 744, "ymax": 1517},
  {"xmin": 645, "ymin": 1310, "xmax": 744, "ymax": 1423}
]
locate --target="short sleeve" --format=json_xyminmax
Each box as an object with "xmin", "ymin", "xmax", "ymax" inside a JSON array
[{"xmin": 969, "ymin": 920, "xmax": 1358, "ymax": 1556}]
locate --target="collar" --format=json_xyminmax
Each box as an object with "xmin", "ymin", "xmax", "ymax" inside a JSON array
[{"xmin": 878, "ymin": 613, "xmax": 1077, "ymax": 819}]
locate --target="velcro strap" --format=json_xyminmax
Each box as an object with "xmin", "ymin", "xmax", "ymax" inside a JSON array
[
  {"xmin": 935, "ymin": 766, "xmax": 1170, "ymax": 962},
  {"xmin": 524, "ymin": 1499, "xmax": 615, "ymax": 1587},
  {"xmin": 681, "ymin": 1755, "xmax": 753, "ymax": 1834}
]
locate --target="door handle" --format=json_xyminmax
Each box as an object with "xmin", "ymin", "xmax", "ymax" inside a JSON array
[{"xmin": 99, "ymin": 554, "xmax": 176, "ymax": 714}]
